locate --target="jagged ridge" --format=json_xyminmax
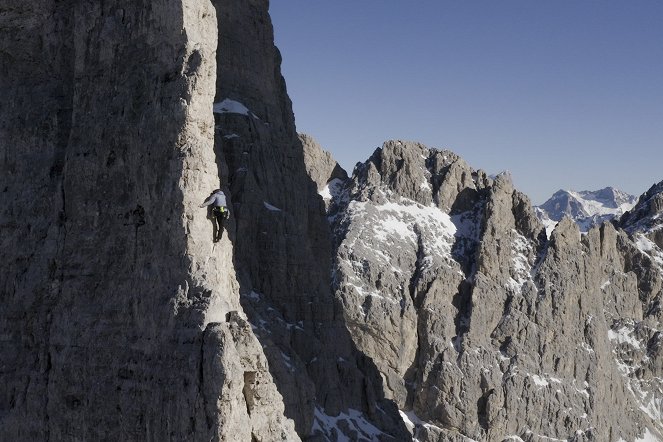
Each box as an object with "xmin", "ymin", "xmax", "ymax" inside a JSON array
[
  {"xmin": 536, "ymin": 187, "xmax": 637, "ymax": 235},
  {"xmin": 305, "ymin": 137, "xmax": 663, "ymax": 441}
]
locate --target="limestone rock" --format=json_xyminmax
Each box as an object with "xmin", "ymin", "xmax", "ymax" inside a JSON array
[
  {"xmin": 327, "ymin": 140, "xmax": 663, "ymax": 441},
  {"xmin": 211, "ymin": 1, "xmax": 409, "ymax": 440},
  {"xmin": 300, "ymin": 133, "xmax": 349, "ymax": 191},
  {"xmin": 203, "ymin": 313, "xmax": 297, "ymax": 441},
  {"xmin": 4, "ymin": 1, "xmax": 662, "ymax": 441},
  {"xmin": 1, "ymin": 1, "xmax": 298, "ymax": 441},
  {"xmin": 621, "ymin": 180, "xmax": 663, "ymax": 248},
  {"xmin": 300, "ymin": 133, "xmax": 349, "ymax": 210}
]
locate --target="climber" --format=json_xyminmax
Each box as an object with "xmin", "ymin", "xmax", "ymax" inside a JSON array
[{"xmin": 200, "ymin": 189, "xmax": 229, "ymax": 242}]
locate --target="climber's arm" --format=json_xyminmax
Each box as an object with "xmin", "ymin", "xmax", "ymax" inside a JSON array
[{"xmin": 199, "ymin": 196, "xmax": 214, "ymax": 208}]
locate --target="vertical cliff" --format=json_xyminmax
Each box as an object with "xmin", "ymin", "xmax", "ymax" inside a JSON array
[
  {"xmin": 211, "ymin": 1, "xmax": 408, "ymax": 439},
  {"xmin": 1, "ymin": 1, "xmax": 296, "ymax": 440},
  {"xmin": 1, "ymin": 1, "xmax": 409, "ymax": 440},
  {"xmin": 6, "ymin": 1, "xmax": 657, "ymax": 441},
  {"xmin": 322, "ymin": 139, "xmax": 663, "ymax": 441}
]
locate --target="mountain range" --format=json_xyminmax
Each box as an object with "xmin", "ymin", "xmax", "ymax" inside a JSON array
[
  {"xmin": 536, "ymin": 187, "xmax": 638, "ymax": 235},
  {"xmin": 1, "ymin": 1, "xmax": 662, "ymax": 441}
]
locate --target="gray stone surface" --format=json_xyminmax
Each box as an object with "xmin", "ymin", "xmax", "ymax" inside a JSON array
[
  {"xmin": 325, "ymin": 140, "xmax": 663, "ymax": 441},
  {"xmin": 210, "ymin": 1, "xmax": 409, "ymax": 440},
  {"xmin": 621, "ymin": 180, "xmax": 663, "ymax": 249},
  {"xmin": 300, "ymin": 133, "xmax": 349, "ymax": 192},
  {"xmin": 1, "ymin": 1, "xmax": 297, "ymax": 441},
  {"xmin": 4, "ymin": 1, "xmax": 662, "ymax": 441}
]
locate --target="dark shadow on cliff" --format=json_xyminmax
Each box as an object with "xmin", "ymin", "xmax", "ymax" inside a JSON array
[
  {"xmin": 0, "ymin": 2, "xmax": 228, "ymax": 440},
  {"xmin": 211, "ymin": 108, "xmax": 409, "ymax": 439}
]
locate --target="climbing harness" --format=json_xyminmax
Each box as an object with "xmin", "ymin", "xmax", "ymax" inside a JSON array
[{"xmin": 213, "ymin": 206, "xmax": 229, "ymax": 219}]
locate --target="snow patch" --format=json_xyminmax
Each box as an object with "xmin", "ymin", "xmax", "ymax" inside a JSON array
[
  {"xmin": 529, "ymin": 373, "xmax": 549, "ymax": 387},
  {"xmin": 280, "ymin": 351, "xmax": 295, "ymax": 372},
  {"xmin": 639, "ymin": 394, "xmax": 662, "ymax": 422},
  {"xmin": 344, "ymin": 199, "xmax": 458, "ymax": 262},
  {"xmin": 312, "ymin": 407, "xmax": 386, "ymax": 442},
  {"xmin": 540, "ymin": 216, "xmax": 558, "ymax": 239},
  {"xmin": 523, "ymin": 429, "xmax": 570, "ymax": 441},
  {"xmin": 608, "ymin": 326, "xmax": 642, "ymax": 350},
  {"xmin": 346, "ymin": 283, "xmax": 399, "ymax": 306},
  {"xmin": 420, "ymin": 180, "xmax": 432, "ymax": 191},
  {"xmin": 635, "ymin": 428, "xmax": 662, "ymax": 442},
  {"xmin": 263, "ymin": 202, "xmax": 282, "ymax": 212},
  {"xmin": 636, "ymin": 235, "xmax": 656, "ymax": 253},
  {"xmin": 213, "ymin": 98, "xmax": 258, "ymax": 118},
  {"xmin": 399, "ymin": 410, "xmax": 449, "ymax": 441},
  {"xmin": 319, "ymin": 178, "xmax": 345, "ymax": 202},
  {"xmin": 510, "ymin": 231, "xmax": 534, "ymax": 289},
  {"xmin": 634, "ymin": 234, "xmax": 663, "ymax": 266}
]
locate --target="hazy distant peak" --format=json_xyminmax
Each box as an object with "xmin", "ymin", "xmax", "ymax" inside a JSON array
[{"xmin": 536, "ymin": 186, "xmax": 637, "ymax": 235}]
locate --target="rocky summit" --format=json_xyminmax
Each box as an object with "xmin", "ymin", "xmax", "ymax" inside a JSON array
[
  {"xmin": 1, "ymin": 2, "xmax": 662, "ymax": 442},
  {"xmin": 312, "ymin": 138, "xmax": 663, "ymax": 441},
  {"xmin": 536, "ymin": 187, "xmax": 637, "ymax": 236}
]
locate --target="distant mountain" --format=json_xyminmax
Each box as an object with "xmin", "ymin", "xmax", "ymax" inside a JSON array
[
  {"xmin": 311, "ymin": 140, "xmax": 663, "ymax": 441},
  {"xmin": 536, "ymin": 187, "xmax": 637, "ymax": 235}
]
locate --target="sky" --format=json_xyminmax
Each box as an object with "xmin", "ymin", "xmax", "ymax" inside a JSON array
[{"xmin": 269, "ymin": 1, "xmax": 663, "ymax": 204}]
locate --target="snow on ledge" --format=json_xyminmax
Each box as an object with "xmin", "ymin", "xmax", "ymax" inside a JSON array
[
  {"xmin": 213, "ymin": 98, "xmax": 259, "ymax": 119},
  {"xmin": 635, "ymin": 428, "xmax": 663, "ymax": 442},
  {"xmin": 398, "ymin": 410, "xmax": 470, "ymax": 441},
  {"xmin": 263, "ymin": 202, "xmax": 282, "ymax": 212},
  {"xmin": 312, "ymin": 407, "xmax": 385, "ymax": 441},
  {"xmin": 319, "ymin": 177, "xmax": 345, "ymax": 201},
  {"xmin": 634, "ymin": 234, "xmax": 663, "ymax": 266},
  {"xmin": 608, "ymin": 326, "xmax": 642, "ymax": 350},
  {"xmin": 530, "ymin": 374, "xmax": 549, "ymax": 387}
]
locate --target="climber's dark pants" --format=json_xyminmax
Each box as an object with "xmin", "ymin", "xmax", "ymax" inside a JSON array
[{"xmin": 212, "ymin": 206, "xmax": 228, "ymax": 241}]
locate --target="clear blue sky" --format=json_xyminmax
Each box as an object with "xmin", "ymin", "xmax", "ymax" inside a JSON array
[{"xmin": 269, "ymin": 1, "xmax": 663, "ymax": 204}]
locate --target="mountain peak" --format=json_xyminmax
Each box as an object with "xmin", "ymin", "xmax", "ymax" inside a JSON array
[
  {"xmin": 620, "ymin": 180, "xmax": 663, "ymax": 248},
  {"xmin": 349, "ymin": 140, "xmax": 494, "ymax": 213},
  {"xmin": 300, "ymin": 133, "xmax": 348, "ymax": 190},
  {"xmin": 536, "ymin": 186, "xmax": 637, "ymax": 234}
]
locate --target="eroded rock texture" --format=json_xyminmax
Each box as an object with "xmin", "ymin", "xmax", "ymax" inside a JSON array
[
  {"xmin": 1, "ymin": 1, "xmax": 296, "ymax": 440},
  {"xmin": 300, "ymin": 133, "xmax": 349, "ymax": 191},
  {"xmin": 4, "ymin": 1, "xmax": 662, "ymax": 441},
  {"xmin": 211, "ymin": 1, "xmax": 408, "ymax": 439},
  {"xmin": 322, "ymin": 140, "xmax": 663, "ymax": 441}
]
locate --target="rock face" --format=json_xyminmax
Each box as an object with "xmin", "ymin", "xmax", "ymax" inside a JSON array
[
  {"xmin": 300, "ymin": 133, "xmax": 349, "ymax": 209},
  {"xmin": 301, "ymin": 133, "xmax": 349, "ymax": 191},
  {"xmin": 3, "ymin": 1, "xmax": 662, "ymax": 441},
  {"xmin": 2, "ymin": 1, "xmax": 410, "ymax": 440},
  {"xmin": 621, "ymin": 180, "xmax": 663, "ymax": 248},
  {"xmin": 619, "ymin": 181, "xmax": 663, "ymax": 315},
  {"xmin": 324, "ymin": 140, "xmax": 663, "ymax": 441},
  {"xmin": 0, "ymin": 1, "xmax": 296, "ymax": 441},
  {"xmin": 536, "ymin": 187, "xmax": 637, "ymax": 235},
  {"xmin": 210, "ymin": 2, "xmax": 408, "ymax": 439}
]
